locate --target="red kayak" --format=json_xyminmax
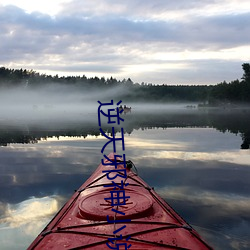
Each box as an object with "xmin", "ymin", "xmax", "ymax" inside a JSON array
[{"xmin": 28, "ymin": 153, "xmax": 213, "ymax": 249}]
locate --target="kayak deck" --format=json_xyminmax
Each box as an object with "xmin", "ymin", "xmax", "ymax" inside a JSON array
[{"xmin": 28, "ymin": 153, "xmax": 213, "ymax": 249}]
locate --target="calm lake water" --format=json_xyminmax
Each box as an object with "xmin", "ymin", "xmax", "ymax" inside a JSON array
[{"xmin": 0, "ymin": 104, "xmax": 250, "ymax": 249}]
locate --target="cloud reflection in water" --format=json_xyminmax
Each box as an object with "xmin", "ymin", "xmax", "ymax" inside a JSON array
[
  {"xmin": 0, "ymin": 126, "xmax": 250, "ymax": 249},
  {"xmin": 0, "ymin": 196, "xmax": 61, "ymax": 250}
]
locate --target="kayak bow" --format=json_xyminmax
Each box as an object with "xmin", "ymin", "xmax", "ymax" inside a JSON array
[{"xmin": 28, "ymin": 153, "xmax": 213, "ymax": 249}]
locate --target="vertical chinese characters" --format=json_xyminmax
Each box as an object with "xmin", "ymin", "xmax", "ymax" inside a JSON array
[{"xmin": 98, "ymin": 100, "xmax": 131, "ymax": 249}]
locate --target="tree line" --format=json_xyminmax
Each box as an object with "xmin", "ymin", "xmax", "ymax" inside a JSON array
[
  {"xmin": 0, "ymin": 63, "xmax": 249, "ymax": 104},
  {"xmin": 208, "ymin": 63, "xmax": 250, "ymax": 105}
]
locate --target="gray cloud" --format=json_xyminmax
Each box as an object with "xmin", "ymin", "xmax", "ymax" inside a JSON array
[
  {"xmin": 1, "ymin": 4, "xmax": 249, "ymax": 47},
  {"xmin": 59, "ymin": 0, "xmax": 216, "ymax": 18},
  {"xmin": 0, "ymin": 2, "xmax": 249, "ymax": 84},
  {"xmin": 185, "ymin": 13, "xmax": 250, "ymax": 49}
]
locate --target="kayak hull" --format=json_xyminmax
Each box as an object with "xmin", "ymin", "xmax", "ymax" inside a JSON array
[{"xmin": 28, "ymin": 153, "xmax": 213, "ymax": 249}]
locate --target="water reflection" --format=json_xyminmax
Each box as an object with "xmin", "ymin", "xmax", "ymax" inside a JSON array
[
  {"xmin": 0, "ymin": 107, "xmax": 250, "ymax": 149},
  {"xmin": 0, "ymin": 108, "xmax": 250, "ymax": 249},
  {"xmin": 0, "ymin": 196, "xmax": 62, "ymax": 250},
  {"xmin": 0, "ymin": 196, "xmax": 59, "ymax": 228}
]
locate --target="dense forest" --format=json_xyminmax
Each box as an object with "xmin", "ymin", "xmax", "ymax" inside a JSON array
[{"xmin": 0, "ymin": 63, "xmax": 250, "ymax": 104}]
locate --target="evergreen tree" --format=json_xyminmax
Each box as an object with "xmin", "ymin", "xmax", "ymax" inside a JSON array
[{"xmin": 242, "ymin": 63, "xmax": 250, "ymax": 83}]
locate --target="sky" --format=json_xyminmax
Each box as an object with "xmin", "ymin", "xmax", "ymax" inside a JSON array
[{"xmin": 0, "ymin": 0, "xmax": 250, "ymax": 85}]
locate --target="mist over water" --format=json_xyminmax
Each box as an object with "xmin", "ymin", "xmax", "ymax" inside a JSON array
[
  {"xmin": 0, "ymin": 84, "xmax": 197, "ymax": 124},
  {"xmin": 0, "ymin": 85, "xmax": 95, "ymax": 122},
  {"xmin": 1, "ymin": 84, "xmax": 250, "ymax": 148}
]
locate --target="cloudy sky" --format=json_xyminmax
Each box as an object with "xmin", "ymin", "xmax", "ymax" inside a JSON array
[{"xmin": 0, "ymin": 0, "xmax": 250, "ymax": 85}]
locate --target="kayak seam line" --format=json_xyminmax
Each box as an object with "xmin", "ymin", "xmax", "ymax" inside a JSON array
[
  {"xmin": 48, "ymin": 225, "xmax": 191, "ymax": 242},
  {"xmin": 56, "ymin": 221, "xmax": 182, "ymax": 230},
  {"xmin": 51, "ymin": 228, "xmax": 192, "ymax": 250}
]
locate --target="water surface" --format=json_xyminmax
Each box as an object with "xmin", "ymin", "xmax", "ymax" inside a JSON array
[{"xmin": 0, "ymin": 105, "xmax": 250, "ymax": 249}]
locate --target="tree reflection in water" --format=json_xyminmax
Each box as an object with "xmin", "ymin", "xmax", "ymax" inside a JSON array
[{"xmin": 0, "ymin": 108, "xmax": 250, "ymax": 149}]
